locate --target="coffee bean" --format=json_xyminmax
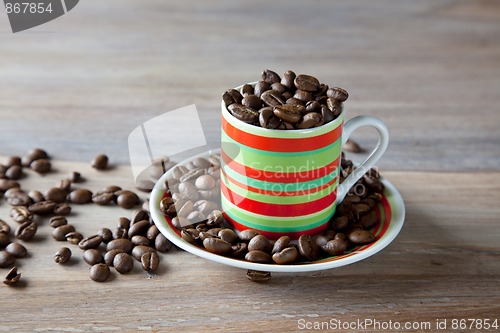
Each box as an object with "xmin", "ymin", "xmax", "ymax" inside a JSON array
[
  {"xmin": 141, "ymin": 252, "xmax": 159, "ymax": 273},
  {"xmin": 114, "ymin": 253, "xmax": 134, "ymax": 274},
  {"xmin": 321, "ymin": 238, "xmax": 347, "ymax": 256},
  {"xmin": 293, "ymin": 90, "xmax": 313, "ymax": 102},
  {"xmin": 348, "ymin": 230, "xmax": 375, "ymax": 244},
  {"xmin": 206, "ymin": 210, "xmax": 223, "ymax": 227},
  {"xmin": 261, "ymin": 69, "xmax": 281, "ymax": 84},
  {"xmin": 222, "ymin": 89, "xmax": 243, "ymax": 107},
  {"xmin": 105, "ymin": 185, "xmax": 122, "ymax": 193},
  {"xmin": 248, "ymin": 235, "xmax": 272, "ymax": 253},
  {"xmin": 331, "ymin": 215, "xmax": 349, "ymax": 230},
  {"xmin": 146, "ymin": 225, "xmax": 159, "ymax": 241},
  {"xmin": 5, "ymin": 165, "xmax": 22, "ymax": 180},
  {"xmin": 92, "ymin": 191, "xmax": 116, "ymax": 205},
  {"xmin": 261, "ymin": 90, "xmax": 284, "ymax": 107},
  {"xmin": 193, "ymin": 200, "xmax": 218, "ymax": 216},
  {"xmin": 326, "ymin": 97, "xmax": 342, "ymax": 117},
  {"xmin": 218, "ymin": 229, "xmax": 237, "ymax": 244},
  {"xmin": 314, "ymin": 83, "xmax": 329, "ymax": 97},
  {"xmin": 54, "ymin": 247, "xmax": 71, "ymax": 264},
  {"xmin": 118, "ymin": 217, "xmax": 131, "ymax": 229},
  {"xmin": 360, "ymin": 210, "xmax": 378, "ymax": 229},
  {"xmin": 160, "ymin": 197, "xmax": 176, "ymax": 216},
  {"xmin": 228, "ymin": 104, "xmax": 259, "ymax": 124},
  {"xmin": 270, "ymin": 82, "xmax": 287, "ymax": 95},
  {"xmin": 295, "ymin": 112, "xmax": 323, "ymax": 129},
  {"xmin": 68, "ymin": 171, "xmax": 82, "ymax": 183},
  {"xmin": 116, "ymin": 191, "xmax": 140, "ymax": 209},
  {"xmin": 259, "ymin": 107, "xmax": 281, "ymax": 129},
  {"xmin": 242, "ymin": 94, "xmax": 262, "ymax": 110},
  {"xmin": 28, "ymin": 190, "xmax": 45, "ymax": 203},
  {"xmin": 195, "ymin": 175, "xmax": 216, "ymax": 191},
  {"xmin": 104, "ymin": 249, "xmax": 123, "ymax": 266},
  {"xmin": 3, "ymin": 267, "xmax": 21, "ymax": 286},
  {"xmin": 78, "ymin": 235, "xmax": 103, "ymax": 250},
  {"xmin": 52, "ymin": 225, "xmax": 75, "ymax": 241},
  {"xmin": 0, "ymin": 233, "xmax": 11, "ymax": 248},
  {"xmin": 321, "ymin": 104, "xmax": 335, "ymax": 123},
  {"xmin": 177, "ymin": 200, "xmax": 194, "ymax": 219},
  {"xmin": 26, "ymin": 148, "xmax": 48, "ymax": 162},
  {"xmin": 272, "ymin": 236, "xmax": 291, "ymax": 254},
  {"xmin": 294, "ymin": 74, "xmax": 320, "ymax": 92},
  {"xmin": 28, "ymin": 201, "xmax": 56, "ymax": 215},
  {"xmin": 282, "ymin": 91, "xmax": 293, "ymax": 100},
  {"xmin": 131, "ymin": 245, "xmax": 157, "ymax": 261},
  {"xmin": 89, "ymin": 263, "xmax": 110, "ymax": 282},
  {"xmin": 0, "ymin": 179, "xmax": 20, "ymax": 192},
  {"xmin": 181, "ymin": 228, "xmax": 199, "ymax": 244},
  {"xmin": 273, "ymin": 105, "xmax": 302, "ymax": 123},
  {"xmin": 203, "ymin": 238, "xmax": 231, "ymax": 255},
  {"xmin": 49, "ymin": 216, "xmax": 67, "ymax": 228},
  {"xmin": 245, "ymin": 250, "xmax": 271, "ymax": 263},
  {"xmin": 179, "ymin": 168, "xmax": 204, "ymax": 183},
  {"xmin": 57, "ymin": 179, "xmax": 72, "ymax": 192},
  {"xmin": 327, "ymin": 87, "xmax": 349, "ymax": 102},
  {"xmin": 272, "ymin": 247, "xmax": 299, "ymax": 264},
  {"xmin": 253, "ymin": 80, "xmax": 270, "ymax": 98},
  {"xmin": 43, "ymin": 187, "xmax": 66, "ymax": 204},
  {"xmin": 69, "ymin": 189, "xmax": 93, "ymax": 204},
  {"xmin": 65, "ymin": 231, "xmax": 83, "ymax": 245},
  {"xmin": 107, "ymin": 238, "xmax": 133, "ymax": 253},
  {"xmin": 97, "ymin": 228, "xmax": 113, "ymax": 243},
  {"xmin": 83, "ymin": 249, "xmax": 104, "ymax": 265},
  {"xmin": 6, "ymin": 191, "xmax": 31, "ymax": 206},
  {"xmin": 15, "ymin": 221, "xmax": 37, "ymax": 241},
  {"xmin": 53, "ymin": 203, "xmax": 71, "ymax": 215},
  {"xmin": 131, "ymin": 235, "xmax": 150, "ymax": 246},
  {"xmin": 0, "ymin": 219, "xmax": 11, "ymax": 234},
  {"xmin": 241, "ymin": 84, "xmax": 254, "ymax": 96},
  {"xmin": 92, "ymin": 154, "xmax": 109, "ymax": 170},
  {"xmin": 128, "ymin": 220, "xmax": 150, "ymax": 238},
  {"xmin": 30, "ymin": 159, "xmax": 51, "ymax": 173},
  {"xmin": 246, "ymin": 270, "xmax": 271, "ymax": 283},
  {"xmin": 113, "ymin": 227, "xmax": 128, "ymax": 240},
  {"xmin": 130, "ymin": 209, "xmax": 149, "ymax": 224},
  {"xmin": 0, "ymin": 250, "xmax": 15, "ymax": 268},
  {"xmin": 238, "ymin": 229, "xmax": 259, "ymax": 242},
  {"xmin": 6, "ymin": 156, "xmax": 22, "ymax": 167},
  {"xmin": 155, "ymin": 233, "xmax": 173, "ymax": 253},
  {"xmin": 298, "ymin": 235, "xmax": 318, "ymax": 261},
  {"xmin": 231, "ymin": 242, "xmax": 248, "ymax": 257},
  {"xmin": 135, "ymin": 179, "xmax": 154, "ymax": 193},
  {"xmin": 281, "ymin": 70, "xmax": 296, "ymax": 90},
  {"xmin": 5, "ymin": 243, "xmax": 27, "ymax": 258},
  {"xmin": 305, "ymin": 100, "xmax": 321, "ymax": 113}
]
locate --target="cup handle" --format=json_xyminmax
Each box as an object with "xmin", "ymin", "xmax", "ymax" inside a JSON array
[{"xmin": 336, "ymin": 116, "xmax": 389, "ymax": 203}]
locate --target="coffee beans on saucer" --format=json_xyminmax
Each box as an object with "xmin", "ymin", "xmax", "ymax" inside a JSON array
[{"xmin": 223, "ymin": 70, "xmax": 348, "ymax": 129}]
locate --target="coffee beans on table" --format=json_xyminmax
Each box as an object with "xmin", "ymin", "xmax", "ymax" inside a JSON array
[
  {"xmin": 54, "ymin": 247, "xmax": 72, "ymax": 264},
  {"xmin": 91, "ymin": 154, "xmax": 109, "ymax": 170},
  {"xmin": 89, "ymin": 263, "xmax": 110, "ymax": 282}
]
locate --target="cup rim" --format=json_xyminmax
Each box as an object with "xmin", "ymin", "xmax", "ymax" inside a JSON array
[{"xmin": 221, "ymin": 82, "xmax": 345, "ymax": 136}]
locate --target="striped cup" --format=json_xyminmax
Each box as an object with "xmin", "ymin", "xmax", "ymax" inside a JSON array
[{"xmin": 221, "ymin": 83, "xmax": 389, "ymax": 240}]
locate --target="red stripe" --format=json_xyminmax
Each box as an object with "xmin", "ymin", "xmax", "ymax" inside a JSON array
[
  {"xmin": 223, "ymin": 213, "xmax": 329, "ymax": 240},
  {"xmin": 221, "ymin": 149, "xmax": 340, "ymax": 183},
  {"xmin": 221, "ymin": 180, "xmax": 336, "ymax": 217},
  {"xmin": 221, "ymin": 167, "xmax": 338, "ymax": 197},
  {"xmin": 222, "ymin": 116, "xmax": 342, "ymax": 152}
]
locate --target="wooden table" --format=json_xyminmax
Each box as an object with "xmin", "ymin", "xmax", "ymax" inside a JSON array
[{"xmin": 1, "ymin": 0, "xmax": 499, "ymax": 332}]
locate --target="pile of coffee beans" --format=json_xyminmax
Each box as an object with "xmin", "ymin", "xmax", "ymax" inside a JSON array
[
  {"xmin": 223, "ymin": 69, "xmax": 348, "ymax": 129},
  {"xmin": 162, "ymin": 152, "xmax": 383, "ymax": 275}
]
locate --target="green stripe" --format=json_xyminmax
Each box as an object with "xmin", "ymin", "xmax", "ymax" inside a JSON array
[
  {"xmin": 221, "ymin": 171, "xmax": 338, "ymax": 204},
  {"xmin": 221, "ymin": 194, "xmax": 336, "ymax": 230}
]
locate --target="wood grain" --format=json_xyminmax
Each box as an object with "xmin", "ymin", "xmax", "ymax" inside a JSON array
[
  {"xmin": 1, "ymin": 0, "xmax": 500, "ymax": 171},
  {"xmin": 1, "ymin": 157, "xmax": 499, "ymax": 332}
]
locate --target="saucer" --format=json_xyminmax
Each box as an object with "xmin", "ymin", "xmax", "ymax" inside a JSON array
[{"xmin": 150, "ymin": 149, "xmax": 405, "ymax": 273}]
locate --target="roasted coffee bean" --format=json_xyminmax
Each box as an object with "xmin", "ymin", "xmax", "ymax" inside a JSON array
[
  {"xmin": 272, "ymin": 247, "xmax": 299, "ymax": 264},
  {"xmin": 131, "ymin": 245, "xmax": 157, "ymax": 261},
  {"xmin": 26, "ymin": 148, "xmax": 48, "ymax": 162},
  {"xmin": 53, "ymin": 203, "xmax": 71, "ymax": 215},
  {"xmin": 104, "ymin": 249, "xmax": 123, "ymax": 266},
  {"xmin": 186, "ymin": 209, "xmax": 205, "ymax": 223},
  {"xmin": 114, "ymin": 253, "xmax": 134, "ymax": 274},
  {"xmin": 44, "ymin": 187, "xmax": 67, "ymax": 203},
  {"xmin": 327, "ymin": 87, "xmax": 349, "ymax": 102},
  {"xmin": 245, "ymin": 250, "xmax": 271, "ymax": 263},
  {"xmin": 15, "ymin": 221, "xmax": 37, "ymax": 241},
  {"xmin": 131, "ymin": 209, "xmax": 149, "ymax": 224},
  {"xmin": 118, "ymin": 217, "xmax": 131, "ymax": 230},
  {"xmin": 261, "ymin": 90, "xmax": 284, "ymax": 107},
  {"xmin": 128, "ymin": 220, "xmax": 150, "ymax": 238},
  {"xmin": 54, "ymin": 247, "xmax": 71, "ymax": 264},
  {"xmin": 348, "ymin": 230, "xmax": 375, "ymax": 244},
  {"xmin": 195, "ymin": 175, "xmax": 216, "ymax": 191},
  {"xmin": 4, "ymin": 187, "xmax": 22, "ymax": 198},
  {"xmin": 294, "ymin": 74, "xmax": 320, "ymax": 92},
  {"xmin": 281, "ymin": 70, "xmax": 296, "ymax": 90},
  {"xmin": 282, "ymin": 91, "xmax": 293, "ymax": 100},
  {"xmin": 160, "ymin": 197, "xmax": 176, "ymax": 216},
  {"xmin": 155, "ymin": 233, "xmax": 173, "ymax": 253},
  {"xmin": 180, "ymin": 228, "xmax": 199, "ymax": 244},
  {"xmin": 105, "ymin": 185, "xmax": 122, "ymax": 193},
  {"xmin": 314, "ymin": 83, "xmax": 329, "ymax": 97},
  {"xmin": 321, "ymin": 238, "xmax": 347, "ymax": 256},
  {"xmin": 68, "ymin": 171, "xmax": 82, "ymax": 183},
  {"xmin": 360, "ymin": 210, "xmax": 378, "ymax": 229},
  {"xmin": 231, "ymin": 242, "xmax": 248, "ymax": 257},
  {"xmin": 179, "ymin": 168, "xmax": 205, "ymax": 182},
  {"xmin": 141, "ymin": 252, "xmax": 159, "ymax": 273},
  {"xmin": 97, "ymin": 228, "xmax": 113, "ymax": 243},
  {"xmin": 238, "ymin": 229, "xmax": 259, "ymax": 242},
  {"xmin": 69, "ymin": 189, "xmax": 93, "ymax": 204},
  {"xmin": 52, "ymin": 224, "xmax": 75, "ymax": 241},
  {"xmin": 326, "ymin": 97, "xmax": 342, "ymax": 117},
  {"xmin": 28, "ymin": 190, "xmax": 45, "ymax": 203},
  {"xmin": 10, "ymin": 207, "xmax": 34, "ymax": 224},
  {"xmin": 83, "ymin": 249, "xmax": 104, "ymax": 265},
  {"xmin": 222, "ymin": 89, "xmax": 243, "ymax": 107},
  {"xmin": 0, "ymin": 219, "xmax": 11, "ymax": 234},
  {"xmin": 30, "ymin": 159, "xmax": 51, "ymax": 173},
  {"xmin": 65, "ymin": 231, "xmax": 83, "ymax": 245},
  {"xmin": 315, "ymin": 234, "xmax": 333, "ymax": 248},
  {"xmin": 92, "ymin": 154, "xmax": 109, "ymax": 170},
  {"xmin": 0, "ymin": 179, "xmax": 20, "ymax": 192},
  {"xmin": 0, "ymin": 250, "xmax": 16, "ymax": 268},
  {"xmin": 28, "ymin": 201, "xmax": 56, "ymax": 215},
  {"xmin": 218, "ymin": 229, "xmax": 237, "ymax": 244},
  {"xmin": 228, "ymin": 104, "xmax": 259, "ymax": 124},
  {"xmin": 107, "ymin": 238, "xmax": 133, "ymax": 253},
  {"xmin": 305, "ymin": 100, "xmax": 321, "ymax": 113},
  {"xmin": 78, "ymin": 235, "xmax": 103, "ymax": 250},
  {"xmin": 49, "ymin": 216, "xmax": 67, "ymax": 228},
  {"xmin": 135, "ymin": 179, "xmax": 154, "ymax": 193},
  {"xmin": 146, "ymin": 225, "xmax": 159, "ymax": 241},
  {"xmin": 248, "ymin": 235, "xmax": 272, "ymax": 253},
  {"xmin": 6, "ymin": 191, "xmax": 31, "ymax": 206},
  {"xmin": 116, "ymin": 191, "xmax": 140, "ymax": 209},
  {"xmin": 272, "ymin": 236, "xmax": 291, "ymax": 254},
  {"xmin": 253, "ymin": 80, "xmax": 270, "ymax": 98},
  {"xmin": 293, "ymin": 90, "xmax": 313, "ymax": 102},
  {"xmin": 364, "ymin": 176, "xmax": 384, "ymax": 193},
  {"xmin": 6, "ymin": 156, "xmax": 22, "ymax": 167},
  {"xmin": 246, "ymin": 270, "xmax": 271, "ymax": 283},
  {"xmin": 273, "ymin": 105, "xmax": 302, "ymax": 123},
  {"xmin": 270, "ymin": 82, "xmax": 287, "ymax": 95},
  {"xmin": 261, "ymin": 69, "xmax": 281, "ymax": 84},
  {"xmin": 298, "ymin": 235, "xmax": 318, "ymax": 261},
  {"xmin": 177, "ymin": 200, "xmax": 194, "ymax": 218},
  {"xmin": 194, "ymin": 200, "xmax": 218, "ymax": 216},
  {"xmin": 321, "ymin": 105, "xmax": 335, "ymax": 123},
  {"xmin": 206, "ymin": 210, "xmax": 223, "ymax": 227},
  {"xmin": 295, "ymin": 112, "xmax": 323, "ymax": 129},
  {"xmin": 92, "ymin": 191, "xmax": 115, "ymax": 205},
  {"xmin": 0, "ymin": 233, "xmax": 10, "ymax": 248},
  {"xmin": 203, "ymin": 238, "xmax": 232, "ymax": 255},
  {"xmin": 113, "ymin": 227, "xmax": 128, "ymax": 240},
  {"xmin": 206, "ymin": 228, "xmax": 222, "ymax": 237},
  {"xmin": 259, "ymin": 107, "xmax": 281, "ymax": 129},
  {"xmin": 241, "ymin": 84, "xmax": 254, "ymax": 96},
  {"xmin": 57, "ymin": 179, "xmax": 72, "ymax": 192},
  {"xmin": 131, "ymin": 235, "xmax": 150, "ymax": 246},
  {"xmin": 3, "ymin": 267, "xmax": 21, "ymax": 286},
  {"xmin": 89, "ymin": 263, "xmax": 110, "ymax": 282},
  {"xmin": 242, "ymin": 94, "xmax": 262, "ymax": 110},
  {"xmin": 5, "ymin": 165, "xmax": 22, "ymax": 180}
]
